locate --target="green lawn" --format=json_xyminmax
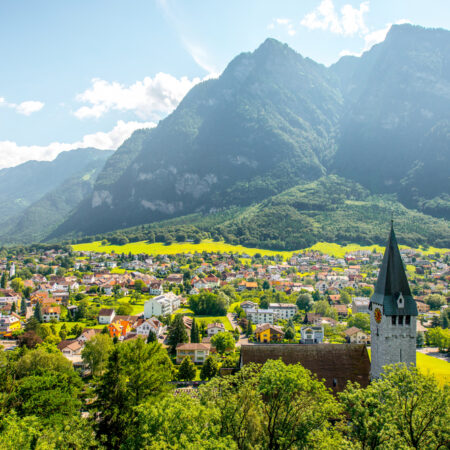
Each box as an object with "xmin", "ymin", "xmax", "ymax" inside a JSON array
[
  {"xmin": 172, "ymin": 308, "xmax": 233, "ymax": 331},
  {"xmin": 72, "ymin": 239, "xmax": 449, "ymax": 259}
]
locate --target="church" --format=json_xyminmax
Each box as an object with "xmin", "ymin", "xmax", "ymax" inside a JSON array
[
  {"xmin": 240, "ymin": 222, "xmax": 419, "ymax": 388},
  {"xmin": 369, "ymin": 221, "xmax": 418, "ymax": 378}
]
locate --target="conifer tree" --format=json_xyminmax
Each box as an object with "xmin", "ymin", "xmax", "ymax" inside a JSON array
[
  {"xmin": 11, "ymin": 301, "xmax": 16, "ymax": 313},
  {"xmin": 167, "ymin": 314, "xmax": 188, "ymax": 352},
  {"xmin": 147, "ymin": 329, "xmax": 157, "ymax": 343},
  {"xmin": 34, "ymin": 302, "xmax": 43, "ymax": 323},
  {"xmin": 246, "ymin": 319, "xmax": 253, "ymax": 337},
  {"xmin": 178, "ymin": 356, "xmax": 196, "ymax": 381},
  {"xmin": 200, "ymin": 355, "xmax": 218, "ymax": 380},
  {"xmin": 0, "ymin": 272, "xmax": 7, "ymax": 289},
  {"xmin": 190, "ymin": 318, "xmax": 200, "ymax": 343},
  {"xmin": 20, "ymin": 297, "xmax": 27, "ymax": 317}
]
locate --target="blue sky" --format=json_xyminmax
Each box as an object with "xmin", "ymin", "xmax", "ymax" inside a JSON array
[{"xmin": 0, "ymin": 0, "xmax": 449, "ymax": 168}]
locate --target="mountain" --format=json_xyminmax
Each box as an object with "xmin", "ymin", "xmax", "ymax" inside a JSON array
[
  {"xmin": 5, "ymin": 24, "xmax": 450, "ymax": 248},
  {"xmin": 331, "ymin": 24, "xmax": 450, "ymax": 218},
  {"xmin": 0, "ymin": 149, "xmax": 113, "ymax": 244},
  {"xmin": 52, "ymin": 38, "xmax": 343, "ymax": 237}
]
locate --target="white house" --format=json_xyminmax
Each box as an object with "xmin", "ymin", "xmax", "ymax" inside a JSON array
[
  {"xmin": 269, "ymin": 303, "xmax": 298, "ymax": 320},
  {"xmin": 135, "ymin": 317, "xmax": 163, "ymax": 337},
  {"xmin": 42, "ymin": 306, "xmax": 61, "ymax": 322},
  {"xmin": 300, "ymin": 326, "xmax": 324, "ymax": 344},
  {"xmin": 206, "ymin": 322, "xmax": 225, "ymax": 337},
  {"xmin": 98, "ymin": 308, "xmax": 116, "ymax": 324},
  {"xmin": 352, "ymin": 297, "xmax": 370, "ymax": 314},
  {"xmin": 176, "ymin": 343, "xmax": 210, "ymax": 364},
  {"xmin": 246, "ymin": 308, "xmax": 277, "ymax": 325},
  {"xmin": 144, "ymin": 293, "xmax": 181, "ymax": 318}
]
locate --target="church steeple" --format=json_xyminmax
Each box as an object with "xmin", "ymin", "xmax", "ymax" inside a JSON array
[{"xmin": 370, "ymin": 221, "xmax": 418, "ymax": 316}]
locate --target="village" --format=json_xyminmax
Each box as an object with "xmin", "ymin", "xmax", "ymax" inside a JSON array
[{"xmin": 0, "ymin": 241, "xmax": 448, "ymax": 381}]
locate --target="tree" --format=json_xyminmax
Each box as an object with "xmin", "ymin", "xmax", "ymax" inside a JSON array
[
  {"xmin": 33, "ymin": 302, "xmax": 43, "ymax": 323},
  {"xmin": 259, "ymin": 298, "xmax": 269, "ymax": 309},
  {"xmin": 347, "ymin": 313, "xmax": 370, "ymax": 333},
  {"xmin": 200, "ymin": 355, "xmax": 218, "ymax": 380},
  {"xmin": 427, "ymin": 327, "xmax": 450, "ymax": 352},
  {"xmin": 10, "ymin": 301, "xmax": 16, "ymax": 313},
  {"xmin": 18, "ymin": 330, "xmax": 43, "ymax": 349},
  {"xmin": 116, "ymin": 303, "xmax": 133, "ymax": 315},
  {"xmin": 95, "ymin": 339, "xmax": 172, "ymax": 447},
  {"xmin": 339, "ymin": 364, "xmax": 450, "ymax": 449},
  {"xmin": 339, "ymin": 290, "xmax": 351, "ymax": 305},
  {"xmin": 246, "ymin": 320, "xmax": 253, "ymax": 337},
  {"xmin": 262, "ymin": 280, "xmax": 270, "ymax": 290},
  {"xmin": 284, "ymin": 327, "xmax": 295, "ymax": 341},
  {"xmin": 211, "ymin": 331, "xmax": 235, "ymax": 354},
  {"xmin": 0, "ymin": 271, "xmax": 7, "ymax": 288},
  {"xmin": 190, "ymin": 318, "xmax": 200, "ymax": 343},
  {"xmin": 296, "ymin": 293, "xmax": 314, "ymax": 312},
  {"xmin": 134, "ymin": 279, "xmax": 145, "ymax": 292},
  {"xmin": 258, "ymin": 359, "xmax": 341, "ymax": 450},
  {"xmin": 189, "ymin": 291, "xmax": 229, "ymax": 315},
  {"xmin": 167, "ymin": 314, "xmax": 188, "ymax": 352},
  {"xmin": 147, "ymin": 329, "xmax": 157, "ymax": 343},
  {"xmin": 178, "ymin": 356, "xmax": 196, "ymax": 381},
  {"xmin": 82, "ymin": 334, "xmax": 114, "ymax": 376},
  {"xmin": 10, "ymin": 277, "xmax": 24, "ymax": 293},
  {"xmin": 20, "ymin": 297, "xmax": 27, "ymax": 316},
  {"xmin": 424, "ymin": 294, "xmax": 446, "ymax": 310}
]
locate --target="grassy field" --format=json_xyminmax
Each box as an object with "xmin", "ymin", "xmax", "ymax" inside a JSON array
[
  {"xmin": 72, "ymin": 240, "xmax": 449, "ymax": 260},
  {"xmin": 367, "ymin": 348, "xmax": 449, "ymax": 386},
  {"xmin": 172, "ymin": 308, "xmax": 233, "ymax": 331}
]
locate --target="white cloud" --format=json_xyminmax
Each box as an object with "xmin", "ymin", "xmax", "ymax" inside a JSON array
[
  {"xmin": 339, "ymin": 19, "xmax": 412, "ymax": 58},
  {"xmin": 0, "ymin": 97, "xmax": 45, "ymax": 115},
  {"xmin": 301, "ymin": 0, "xmax": 369, "ymax": 36},
  {"xmin": 268, "ymin": 18, "xmax": 297, "ymax": 36},
  {"xmin": 0, "ymin": 120, "xmax": 155, "ymax": 169},
  {"xmin": 15, "ymin": 100, "xmax": 45, "ymax": 116},
  {"xmin": 74, "ymin": 72, "xmax": 207, "ymax": 120}
]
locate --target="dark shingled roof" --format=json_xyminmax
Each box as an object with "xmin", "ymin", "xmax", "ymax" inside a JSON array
[
  {"xmin": 240, "ymin": 344, "xmax": 370, "ymax": 392},
  {"xmin": 370, "ymin": 222, "xmax": 418, "ymax": 316}
]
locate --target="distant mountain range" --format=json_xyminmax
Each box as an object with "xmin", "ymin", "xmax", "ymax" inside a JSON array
[{"xmin": 1, "ymin": 24, "xmax": 449, "ymax": 248}]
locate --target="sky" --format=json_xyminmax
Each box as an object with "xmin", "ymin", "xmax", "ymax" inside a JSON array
[{"xmin": 0, "ymin": 0, "xmax": 449, "ymax": 169}]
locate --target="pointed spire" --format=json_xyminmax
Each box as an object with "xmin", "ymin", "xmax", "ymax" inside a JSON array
[{"xmin": 370, "ymin": 222, "xmax": 418, "ymax": 316}]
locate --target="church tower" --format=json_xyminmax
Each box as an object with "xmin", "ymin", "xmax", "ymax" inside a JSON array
[{"xmin": 369, "ymin": 222, "xmax": 418, "ymax": 379}]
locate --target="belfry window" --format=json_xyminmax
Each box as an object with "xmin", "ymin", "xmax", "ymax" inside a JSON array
[
  {"xmin": 405, "ymin": 315, "xmax": 410, "ymax": 325},
  {"xmin": 391, "ymin": 316, "xmax": 396, "ymax": 325},
  {"xmin": 398, "ymin": 316, "xmax": 403, "ymax": 325}
]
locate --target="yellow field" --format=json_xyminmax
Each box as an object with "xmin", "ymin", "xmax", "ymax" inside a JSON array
[{"xmin": 72, "ymin": 240, "xmax": 449, "ymax": 260}]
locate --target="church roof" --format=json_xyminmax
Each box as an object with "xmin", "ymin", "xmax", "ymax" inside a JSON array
[{"xmin": 370, "ymin": 222, "xmax": 418, "ymax": 316}]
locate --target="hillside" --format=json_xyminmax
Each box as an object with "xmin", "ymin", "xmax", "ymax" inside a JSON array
[
  {"xmin": 74, "ymin": 176, "xmax": 450, "ymax": 250},
  {"xmin": 0, "ymin": 149, "xmax": 113, "ymax": 244}
]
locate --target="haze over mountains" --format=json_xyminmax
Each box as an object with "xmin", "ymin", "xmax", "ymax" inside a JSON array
[{"xmin": 2, "ymin": 24, "xmax": 449, "ymax": 248}]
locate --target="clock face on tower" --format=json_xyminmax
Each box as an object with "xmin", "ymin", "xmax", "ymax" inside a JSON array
[{"xmin": 374, "ymin": 308, "xmax": 382, "ymax": 323}]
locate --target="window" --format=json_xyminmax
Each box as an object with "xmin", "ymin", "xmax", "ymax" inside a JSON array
[
  {"xmin": 392, "ymin": 316, "xmax": 396, "ymax": 325},
  {"xmin": 398, "ymin": 316, "xmax": 403, "ymax": 325},
  {"xmin": 405, "ymin": 315, "xmax": 410, "ymax": 325}
]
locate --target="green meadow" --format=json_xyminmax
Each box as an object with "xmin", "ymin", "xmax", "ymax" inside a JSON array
[{"xmin": 72, "ymin": 239, "xmax": 449, "ymax": 260}]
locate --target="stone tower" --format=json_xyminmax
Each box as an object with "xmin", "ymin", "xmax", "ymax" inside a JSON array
[{"xmin": 369, "ymin": 222, "xmax": 418, "ymax": 379}]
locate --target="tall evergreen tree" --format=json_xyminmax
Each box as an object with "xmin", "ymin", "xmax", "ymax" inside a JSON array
[
  {"xmin": 0, "ymin": 272, "xmax": 7, "ymax": 289},
  {"xmin": 167, "ymin": 314, "xmax": 188, "ymax": 352},
  {"xmin": 246, "ymin": 320, "xmax": 253, "ymax": 337},
  {"xmin": 177, "ymin": 356, "xmax": 196, "ymax": 381},
  {"xmin": 10, "ymin": 301, "xmax": 16, "ymax": 313},
  {"xmin": 34, "ymin": 302, "xmax": 43, "ymax": 323},
  {"xmin": 200, "ymin": 356, "xmax": 218, "ymax": 380},
  {"xmin": 20, "ymin": 297, "xmax": 27, "ymax": 317},
  {"xmin": 147, "ymin": 329, "xmax": 157, "ymax": 343},
  {"xmin": 190, "ymin": 318, "xmax": 200, "ymax": 343}
]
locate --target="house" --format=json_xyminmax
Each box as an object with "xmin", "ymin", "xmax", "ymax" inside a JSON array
[
  {"xmin": 98, "ymin": 308, "xmax": 116, "ymax": 324},
  {"xmin": 166, "ymin": 274, "xmax": 183, "ymax": 284},
  {"xmin": 352, "ymin": 297, "xmax": 370, "ymax": 314},
  {"xmin": 344, "ymin": 327, "xmax": 370, "ymax": 344},
  {"xmin": 332, "ymin": 304, "xmax": 348, "ymax": 318},
  {"xmin": 255, "ymin": 323, "xmax": 285, "ymax": 343},
  {"xmin": 416, "ymin": 301, "xmax": 430, "ymax": 313},
  {"xmin": 241, "ymin": 300, "xmax": 258, "ymax": 310},
  {"xmin": 269, "ymin": 303, "xmax": 298, "ymax": 320},
  {"xmin": 300, "ymin": 326, "xmax": 324, "ymax": 344},
  {"xmin": 240, "ymin": 344, "xmax": 371, "ymax": 393},
  {"xmin": 58, "ymin": 340, "xmax": 84, "ymax": 366},
  {"xmin": 176, "ymin": 343, "xmax": 211, "ymax": 364},
  {"xmin": 246, "ymin": 308, "xmax": 277, "ymax": 325},
  {"xmin": 149, "ymin": 281, "xmax": 163, "ymax": 295},
  {"xmin": 42, "ymin": 306, "xmax": 61, "ymax": 322},
  {"xmin": 143, "ymin": 293, "xmax": 181, "ymax": 318},
  {"xmin": 77, "ymin": 328, "xmax": 102, "ymax": 343},
  {"xmin": 135, "ymin": 317, "xmax": 163, "ymax": 337},
  {"xmin": 206, "ymin": 322, "xmax": 225, "ymax": 337},
  {"xmin": 0, "ymin": 314, "xmax": 21, "ymax": 336},
  {"xmin": 108, "ymin": 320, "xmax": 131, "ymax": 339}
]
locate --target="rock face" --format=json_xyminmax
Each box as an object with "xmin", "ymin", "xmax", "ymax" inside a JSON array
[{"xmin": 15, "ymin": 24, "xmax": 450, "ymax": 243}]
